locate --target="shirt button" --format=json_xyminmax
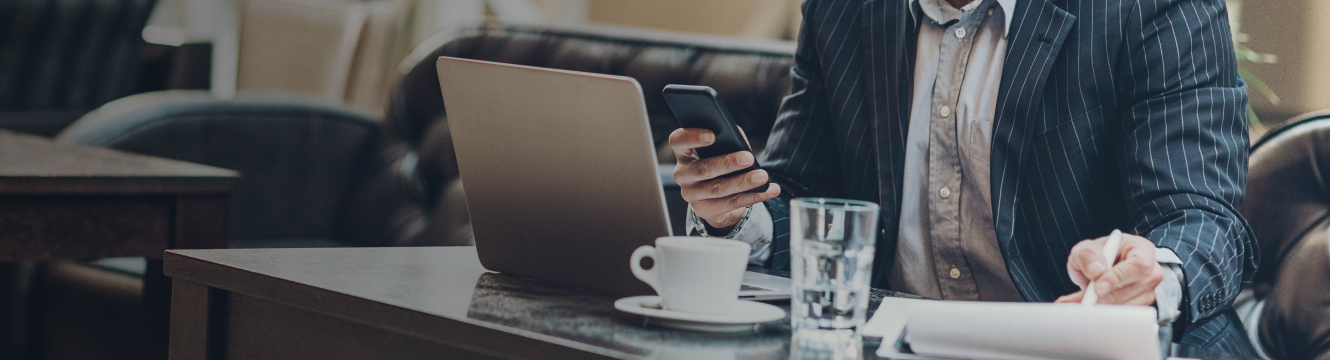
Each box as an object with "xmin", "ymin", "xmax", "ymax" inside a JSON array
[
  {"xmin": 950, "ymin": 267, "xmax": 961, "ymax": 279},
  {"xmin": 939, "ymin": 106, "xmax": 951, "ymax": 117},
  {"xmin": 988, "ymin": 9, "xmax": 994, "ymax": 15},
  {"xmin": 955, "ymin": 28, "xmax": 967, "ymax": 39},
  {"xmin": 939, "ymin": 187, "xmax": 951, "ymax": 199}
]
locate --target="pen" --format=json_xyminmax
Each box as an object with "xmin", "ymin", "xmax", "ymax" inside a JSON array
[{"xmin": 1081, "ymin": 229, "xmax": 1122, "ymax": 306}]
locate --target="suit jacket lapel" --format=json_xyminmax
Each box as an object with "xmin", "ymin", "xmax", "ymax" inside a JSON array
[
  {"xmin": 989, "ymin": 0, "xmax": 1076, "ymax": 299},
  {"xmin": 863, "ymin": 0, "xmax": 918, "ymax": 284}
]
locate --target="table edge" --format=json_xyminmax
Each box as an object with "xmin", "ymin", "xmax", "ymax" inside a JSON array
[
  {"xmin": 162, "ymin": 249, "xmax": 641, "ymax": 359},
  {"xmin": 0, "ymin": 177, "xmax": 237, "ymax": 195}
]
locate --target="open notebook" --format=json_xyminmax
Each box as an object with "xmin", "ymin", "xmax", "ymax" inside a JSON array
[{"xmin": 864, "ymin": 297, "xmax": 1160, "ymax": 359}]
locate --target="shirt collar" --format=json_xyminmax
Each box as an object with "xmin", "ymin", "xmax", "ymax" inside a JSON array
[
  {"xmin": 910, "ymin": 0, "xmax": 1017, "ymax": 35},
  {"xmin": 996, "ymin": 0, "xmax": 1016, "ymax": 32}
]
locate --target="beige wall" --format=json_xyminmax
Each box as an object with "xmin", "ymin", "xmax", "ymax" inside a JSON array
[
  {"xmin": 585, "ymin": 0, "xmax": 801, "ymax": 39},
  {"xmin": 1239, "ymin": 0, "xmax": 1330, "ymax": 121},
  {"xmin": 236, "ymin": 0, "xmax": 406, "ymax": 115}
]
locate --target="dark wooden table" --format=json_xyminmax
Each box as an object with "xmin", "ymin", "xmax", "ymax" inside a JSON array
[
  {"xmin": 0, "ymin": 130, "xmax": 237, "ymax": 359},
  {"xmin": 163, "ymin": 246, "xmax": 1252, "ymax": 360}
]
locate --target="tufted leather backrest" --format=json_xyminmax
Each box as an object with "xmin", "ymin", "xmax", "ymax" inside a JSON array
[
  {"xmin": 1242, "ymin": 110, "xmax": 1330, "ymax": 295},
  {"xmin": 57, "ymin": 91, "xmax": 380, "ymax": 246},
  {"xmin": 0, "ymin": 0, "xmax": 158, "ymax": 136},
  {"xmin": 0, "ymin": 0, "xmax": 156, "ymax": 112},
  {"xmin": 342, "ymin": 23, "xmax": 797, "ymax": 247}
]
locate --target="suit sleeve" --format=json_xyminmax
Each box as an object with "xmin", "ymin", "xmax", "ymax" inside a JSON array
[
  {"xmin": 760, "ymin": 0, "xmax": 849, "ymax": 270},
  {"xmin": 1115, "ymin": 0, "xmax": 1258, "ymax": 334}
]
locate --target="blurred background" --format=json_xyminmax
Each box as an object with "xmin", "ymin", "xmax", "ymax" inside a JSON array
[
  {"xmin": 0, "ymin": 1, "xmax": 1326, "ymax": 360},
  {"xmin": 0, "ymin": 0, "xmax": 809, "ymax": 137},
  {"xmin": 0, "ymin": 0, "xmax": 1319, "ymax": 139}
]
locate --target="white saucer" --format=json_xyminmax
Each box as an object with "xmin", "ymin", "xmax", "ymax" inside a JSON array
[{"xmin": 614, "ymin": 296, "xmax": 786, "ymax": 332}]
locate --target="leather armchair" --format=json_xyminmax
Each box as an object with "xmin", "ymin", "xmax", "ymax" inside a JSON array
[
  {"xmin": 56, "ymin": 91, "xmax": 381, "ymax": 248},
  {"xmin": 1241, "ymin": 110, "xmax": 1330, "ymax": 360},
  {"xmin": 24, "ymin": 91, "xmax": 380, "ymax": 360}
]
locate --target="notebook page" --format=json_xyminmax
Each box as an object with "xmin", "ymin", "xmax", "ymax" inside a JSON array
[{"xmin": 867, "ymin": 299, "xmax": 1159, "ymax": 359}]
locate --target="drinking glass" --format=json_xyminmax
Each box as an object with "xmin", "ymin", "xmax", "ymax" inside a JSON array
[{"xmin": 790, "ymin": 197, "xmax": 880, "ymax": 344}]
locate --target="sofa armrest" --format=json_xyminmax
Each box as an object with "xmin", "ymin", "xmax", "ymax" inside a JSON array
[{"xmin": 55, "ymin": 90, "xmax": 381, "ymax": 243}]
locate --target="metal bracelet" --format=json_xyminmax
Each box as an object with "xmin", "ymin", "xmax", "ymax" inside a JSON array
[{"xmin": 691, "ymin": 204, "xmax": 752, "ymax": 239}]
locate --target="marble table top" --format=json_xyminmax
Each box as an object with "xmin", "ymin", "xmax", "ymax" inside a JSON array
[{"xmin": 164, "ymin": 246, "xmax": 1249, "ymax": 359}]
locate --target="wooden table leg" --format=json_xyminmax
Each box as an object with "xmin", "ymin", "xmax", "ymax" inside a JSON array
[
  {"xmin": 153, "ymin": 195, "xmax": 230, "ymax": 360},
  {"xmin": 169, "ymin": 280, "xmax": 215, "ymax": 360}
]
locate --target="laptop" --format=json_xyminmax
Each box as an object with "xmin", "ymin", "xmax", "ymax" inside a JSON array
[{"xmin": 436, "ymin": 56, "xmax": 790, "ymax": 300}]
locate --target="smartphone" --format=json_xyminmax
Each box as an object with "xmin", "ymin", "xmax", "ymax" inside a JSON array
[{"xmin": 662, "ymin": 84, "xmax": 770, "ymax": 193}]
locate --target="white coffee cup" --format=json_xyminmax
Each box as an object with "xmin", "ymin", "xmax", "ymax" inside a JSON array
[{"xmin": 630, "ymin": 236, "xmax": 750, "ymax": 314}]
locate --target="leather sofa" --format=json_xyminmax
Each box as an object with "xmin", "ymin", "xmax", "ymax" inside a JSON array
[
  {"xmin": 1241, "ymin": 110, "xmax": 1330, "ymax": 360},
  {"xmin": 10, "ymin": 22, "xmax": 800, "ymax": 359},
  {"xmin": 0, "ymin": 0, "xmax": 158, "ymax": 137},
  {"xmin": 377, "ymin": 22, "xmax": 797, "ymax": 238}
]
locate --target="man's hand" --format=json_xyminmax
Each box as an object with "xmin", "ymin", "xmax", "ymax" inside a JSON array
[
  {"xmin": 1053, "ymin": 233, "xmax": 1165, "ymax": 306},
  {"xmin": 669, "ymin": 127, "xmax": 781, "ymax": 230}
]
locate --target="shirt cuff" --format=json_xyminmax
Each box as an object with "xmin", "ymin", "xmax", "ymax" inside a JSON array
[
  {"xmin": 1154, "ymin": 247, "xmax": 1185, "ymax": 325},
  {"xmin": 686, "ymin": 203, "xmax": 774, "ymax": 265}
]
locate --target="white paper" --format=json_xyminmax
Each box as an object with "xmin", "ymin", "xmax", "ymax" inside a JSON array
[
  {"xmin": 868, "ymin": 299, "xmax": 1160, "ymax": 360},
  {"xmin": 862, "ymin": 297, "xmax": 939, "ymax": 340}
]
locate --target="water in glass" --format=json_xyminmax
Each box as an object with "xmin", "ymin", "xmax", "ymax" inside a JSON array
[
  {"xmin": 790, "ymin": 198, "xmax": 880, "ymax": 342},
  {"xmin": 793, "ymin": 239, "xmax": 875, "ymax": 330}
]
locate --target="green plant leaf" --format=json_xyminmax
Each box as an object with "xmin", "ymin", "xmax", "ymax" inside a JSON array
[
  {"xmin": 1238, "ymin": 67, "xmax": 1280, "ymax": 106},
  {"xmin": 1246, "ymin": 104, "xmax": 1261, "ymax": 127}
]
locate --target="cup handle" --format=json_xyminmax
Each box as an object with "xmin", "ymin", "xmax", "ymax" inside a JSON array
[{"xmin": 630, "ymin": 245, "xmax": 664, "ymax": 295}]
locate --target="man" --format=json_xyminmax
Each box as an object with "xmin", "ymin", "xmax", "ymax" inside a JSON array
[{"xmin": 670, "ymin": 0, "xmax": 1257, "ymax": 353}]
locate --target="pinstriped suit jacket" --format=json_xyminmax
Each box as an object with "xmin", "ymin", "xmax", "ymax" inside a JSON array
[{"xmin": 760, "ymin": 0, "xmax": 1258, "ymax": 351}]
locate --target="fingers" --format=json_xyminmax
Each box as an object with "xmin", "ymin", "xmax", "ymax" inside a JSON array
[
  {"xmin": 1095, "ymin": 266, "xmax": 1162, "ymax": 306},
  {"xmin": 673, "ymin": 151, "xmax": 756, "ymax": 185},
  {"xmin": 1066, "ymin": 237, "xmax": 1107, "ymax": 287},
  {"xmin": 680, "ymin": 169, "xmax": 767, "ymax": 202},
  {"xmin": 1054, "ymin": 290, "xmax": 1084, "ymax": 303},
  {"xmin": 691, "ymin": 184, "xmax": 782, "ymax": 223},
  {"xmin": 1065, "ymin": 234, "xmax": 1163, "ymax": 306},
  {"xmin": 670, "ymin": 126, "xmax": 777, "ymax": 228},
  {"xmin": 669, "ymin": 128, "xmax": 715, "ymax": 160},
  {"xmin": 670, "ymin": 126, "xmax": 776, "ymax": 229},
  {"xmin": 1055, "ymin": 276, "xmax": 1157, "ymax": 306},
  {"xmin": 1089, "ymin": 236, "xmax": 1158, "ymax": 297}
]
